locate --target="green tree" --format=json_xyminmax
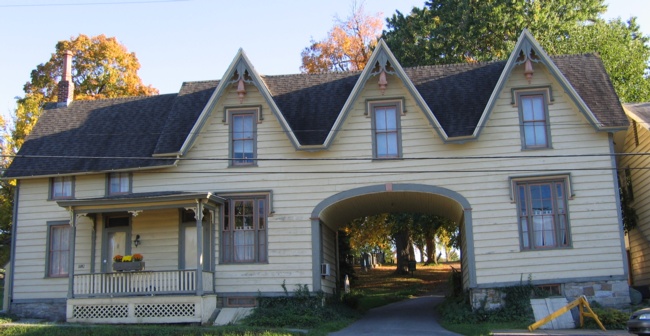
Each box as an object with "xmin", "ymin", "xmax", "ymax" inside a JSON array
[
  {"xmin": 383, "ymin": 0, "xmax": 606, "ymax": 66},
  {"xmin": 0, "ymin": 34, "xmax": 157, "ymax": 267}
]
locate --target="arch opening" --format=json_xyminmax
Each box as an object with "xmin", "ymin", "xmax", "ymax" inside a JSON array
[{"xmin": 311, "ymin": 184, "xmax": 475, "ymax": 293}]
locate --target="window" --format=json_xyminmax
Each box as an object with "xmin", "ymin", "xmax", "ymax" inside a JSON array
[
  {"xmin": 50, "ymin": 176, "xmax": 74, "ymax": 199},
  {"xmin": 108, "ymin": 172, "xmax": 131, "ymax": 195},
  {"xmin": 371, "ymin": 101, "xmax": 402, "ymax": 158},
  {"xmin": 47, "ymin": 222, "xmax": 70, "ymax": 277},
  {"xmin": 222, "ymin": 196, "xmax": 267, "ymax": 263},
  {"xmin": 229, "ymin": 110, "xmax": 257, "ymax": 166},
  {"xmin": 516, "ymin": 178, "xmax": 570, "ymax": 250},
  {"xmin": 518, "ymin": 93, "xmax": 550, "ymax": 149}
]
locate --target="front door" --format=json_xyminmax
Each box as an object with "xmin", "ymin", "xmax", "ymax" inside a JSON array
[{"xmin": 103, "ymin": 215, "xmax": 131, "ymax": 272}]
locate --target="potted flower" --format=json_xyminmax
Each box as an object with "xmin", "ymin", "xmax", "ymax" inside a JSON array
[{"xmin": 112, "ymin": 254, "xmax": 145, "ymax": 271}]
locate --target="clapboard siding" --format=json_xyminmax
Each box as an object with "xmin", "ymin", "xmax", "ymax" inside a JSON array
[
  {"xmin": 620, "ymin": 114, "xmax": 650, "ymax": 286},
  {"xmin": 10, "ymin": 61, "xmax": 625, "ymax": 299}
]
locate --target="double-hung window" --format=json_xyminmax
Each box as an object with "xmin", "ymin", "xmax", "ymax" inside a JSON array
[
  {"xmin": 222, "ymin": 196, "xmax": 267, "ymax": 263},
  {"xmin": 518, "ymin": 93, "xmax": 550, "ymax": 149},
  {"xmin": 371, "ymin": 101, "xmax": 402, "ymax": 158},
  {"xmin": 47, "ymin": 222, "xmax": 70, "ymax": 277},
  {"xmin": 230, "ymin": 110, "xmax": 257, "ymax": 166},
  {"xmin": 50, "ymin": 176, "xmax": 74, "ymax": 200},
  {"xmin": 108, "ymin": 172, "xmax": 131, "ymax": 195},
  {"xmin": 516, "ymin": 178, "xmax": 570, "ymax": 250}
]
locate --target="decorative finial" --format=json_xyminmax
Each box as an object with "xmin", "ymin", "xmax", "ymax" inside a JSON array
[
  {"xmin": 378, "ymin": 70, "xmax": 388, "ymax": 95},
  {"xmin": 237, "ymin": 78, "xmax": 246, "ymax": 103}
]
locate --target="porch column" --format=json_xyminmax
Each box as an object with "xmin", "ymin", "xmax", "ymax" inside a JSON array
[
  {"xmin": 67, "ymin": 209, "xmax": 77, "ymax": 299},
  {"xmin": 195, "ymin": 201, "xmax": 204, "ymax": 296}
]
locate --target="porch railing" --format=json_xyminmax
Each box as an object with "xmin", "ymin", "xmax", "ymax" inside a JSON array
[{"xmin": 73, "ymin": 270, "xmax": 214, "ymax": 297}]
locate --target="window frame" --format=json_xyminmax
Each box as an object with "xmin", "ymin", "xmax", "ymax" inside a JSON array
[
  {"xmin": 513, "ymin": 176, "xmax": 571, "ymax": 251},
  {"xmin": 45, "ymin": 221, "xmax": 71, "ymax": 278},
  {"xmin": 221, "ymin": 194, "xmax": 269, "ymax": 264},
  {"xmin": 515, "ymin": 89, "xmax": 552, "ymax": 150},
  {"xmin": 106, "ymin": 172, "xmax": 132, "ymax": 196},
  {"xmin": 49, "ymin": 176, "xmax": 74, "ymax": 200},
  {"xmin": 228, "ymin": 108, "xmax": 259, "ymax": 167},
  {"xmin": 369, "ymin": 100, "xmax": 403, "ymax": 159}
]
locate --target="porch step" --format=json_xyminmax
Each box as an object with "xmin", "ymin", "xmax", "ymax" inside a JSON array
[{"xmin": 213, "ymin": 308, "xmax": 254, "ymax": 326}]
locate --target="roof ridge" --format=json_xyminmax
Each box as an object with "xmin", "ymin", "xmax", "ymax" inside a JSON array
[
  {"xmin": 72, "ymin": 93, "xmax": 173, "ymax": 103},
  {"xmin": 181, "ymin": 79, "xmax": 220, "ymax": 85}
]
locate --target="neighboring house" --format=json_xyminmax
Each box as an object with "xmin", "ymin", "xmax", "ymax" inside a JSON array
[
  {"xmin": 618, "ymin": 103, "xmax": 650, "ymax": 290},
  {"xmin": 3, "ymin": 30, "xmax": 631, "ymax": 323}
]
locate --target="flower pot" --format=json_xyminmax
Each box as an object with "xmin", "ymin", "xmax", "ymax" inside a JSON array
[{"xmin": 112, "ymin": 261, "xmax": 145, "ymax": 272}]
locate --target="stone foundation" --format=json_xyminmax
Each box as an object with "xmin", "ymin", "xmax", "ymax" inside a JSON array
[
  {"xmin": 470, "ymin": 280, "xmax": 631, "ymax": 310},
  {"xmin": 11, "ymin": 300, "xmax": 66, "ymax": 322}
]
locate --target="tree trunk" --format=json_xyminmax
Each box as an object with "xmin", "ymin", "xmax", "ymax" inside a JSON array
[
  {"xmin": 393, "ymin": 229, "xmax": 410, "ymax": 274},
  {"xmin": 425, "ymin": 233, "xmax": 435, "ymax": 265}
]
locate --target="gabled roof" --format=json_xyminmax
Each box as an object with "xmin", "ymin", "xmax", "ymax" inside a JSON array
[{"xmin": 4, "ymin": 31, "xmax": 629, "ymax": 179}]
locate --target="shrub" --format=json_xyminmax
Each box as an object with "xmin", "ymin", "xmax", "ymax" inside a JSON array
[{"xmin": 583, "ymin": 305, "xmax": 629, "ymax": 330}]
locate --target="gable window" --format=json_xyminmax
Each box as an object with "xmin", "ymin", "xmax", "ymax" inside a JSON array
[
  {"xmin": 515, "ymin": 178, "xmax": 570, "ymax": 250},
  {"xmin": 108, "ymin": 172, "xmax": 131, "ymax": 195},
  {"xmin": 229, "ymin": 109, "xmax": 257, "ymax": 166},
  {"xmin": 46, "ymin": 222, "xmax": 70, "ymax": 277},
  {"xmin": 517, "ymin": 92, "xmax": 550, "ymax": 149},
  {"xmin": 370, "ymin": 101, "xmax": 402, "ymax": 158},
  {"xmin": 222, "ymin": 195, "xmax": 267, "ymax": 263},
  {"xmin": 50, "ymin": 176, "xmax": 74, "ymax": 200}
]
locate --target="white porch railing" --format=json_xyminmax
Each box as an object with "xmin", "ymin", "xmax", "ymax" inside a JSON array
[{"xmin": 73, "ymin": 270, "xmax": 214, "ymax": 297}]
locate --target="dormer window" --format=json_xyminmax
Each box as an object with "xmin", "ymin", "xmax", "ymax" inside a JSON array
[
  {"xmin": 108, "ymin": 172, "xmax": 131, "ymax": 195},
  {"xmin": 370, "ymin": 101, "xmax": 402, "ymax": 159},
  {"xmin": 515, "ymin": 90, "xmax": 551, "ymax": 150},
  {"xmin": 229, "ymin": 109, "xmax": 258, "ymax": 166}
]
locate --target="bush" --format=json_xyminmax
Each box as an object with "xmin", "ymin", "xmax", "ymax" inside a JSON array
[
  {"xmin": 242, "ymin": 283, "xmax": 358, "ymax": 329},
  {"xmin": 583, "ymin": 305, "xmax": 629, "ymax": 330}
]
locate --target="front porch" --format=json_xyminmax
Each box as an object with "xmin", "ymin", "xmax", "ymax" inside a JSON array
[{"xmin": 57, "ymin": 191, "xmax": 224, "ymax": 324}]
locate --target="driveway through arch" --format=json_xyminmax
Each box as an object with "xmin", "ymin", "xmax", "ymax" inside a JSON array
[{"xmin": 310, "ymin": 183, "xmax": 476, "ymax": 292}]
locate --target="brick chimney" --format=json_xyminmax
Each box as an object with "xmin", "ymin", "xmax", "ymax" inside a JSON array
[{"xmin": 57, "ymin": 51, "xmax": 74, "ymax": 107}]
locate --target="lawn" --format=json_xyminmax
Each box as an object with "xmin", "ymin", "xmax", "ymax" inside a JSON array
[{"xmin": 352, "ymin": 262, "xmax": 457, "ymax": 311}]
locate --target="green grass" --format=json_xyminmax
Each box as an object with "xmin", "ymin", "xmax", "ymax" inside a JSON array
[{"xmin": 0, "ymin": 324, "xmax": 299, "ymax": 336}]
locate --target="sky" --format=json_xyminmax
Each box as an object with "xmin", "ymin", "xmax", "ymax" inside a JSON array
[{"xmin": 0, "ymin": 0, "xmax": 648, "ymax": 120}]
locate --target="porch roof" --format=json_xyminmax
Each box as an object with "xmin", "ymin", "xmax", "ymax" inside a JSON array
[{"xmin": 56, "ymin": 191, "xmax": 224, "ymax": 213}]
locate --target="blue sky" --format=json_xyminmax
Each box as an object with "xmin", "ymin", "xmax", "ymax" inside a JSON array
[{"xmin": 0, "ymin": 0, "xmax": 648, "ymax": 119}]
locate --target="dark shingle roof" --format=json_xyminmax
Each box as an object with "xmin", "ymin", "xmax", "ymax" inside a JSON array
[
  {"xmin": 4, "ymin": 53, "xmax": 628, "ymax": 178},
  {"xmin": 552, "ymin": 54, "xmax": 628, "ymax": 128},
  {"xmin": 4, "ymin": 95, "xmax": 177, "ymax": 178},
  {"xmin": 405, "ymin": 62, "xmax": 506, "ymax": 137},
  {"xmin": 263, "ymin": 72, "xmax": 360, "ymax": 145},
  {"xmin": 154, "ymin": 80, "xmax": 219, "ymax": 154}
]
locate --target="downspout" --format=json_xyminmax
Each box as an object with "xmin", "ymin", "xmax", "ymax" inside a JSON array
[{"xmin": 7, "ymin": 181, "xmax": 20, "ymax": 312}]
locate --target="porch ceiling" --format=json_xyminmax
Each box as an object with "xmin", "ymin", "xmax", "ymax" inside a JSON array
[
  {"xmin": 56, "ymin": 191, "xmax": 225, "ymax": 213},
  {"xmin": 318, "ymin": 191, "xmax": 464, "ymax": 229}
]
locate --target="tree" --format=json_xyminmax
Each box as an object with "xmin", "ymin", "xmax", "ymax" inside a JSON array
[
  {"xmin": 300, "ymin": 2, "xmax": 383, "ymax": 73},
  {"xmin": 383, "ymin": 0, "xmax": 606, "ymax": 66},
  {"xmin": 0, "ymin": 34, "xmax": 157, "ymax": 267}
]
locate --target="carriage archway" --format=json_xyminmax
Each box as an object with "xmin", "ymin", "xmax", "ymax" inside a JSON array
[{"xmin": 310, "ymin": 183, "xmax": 476, "ymax": 292}]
